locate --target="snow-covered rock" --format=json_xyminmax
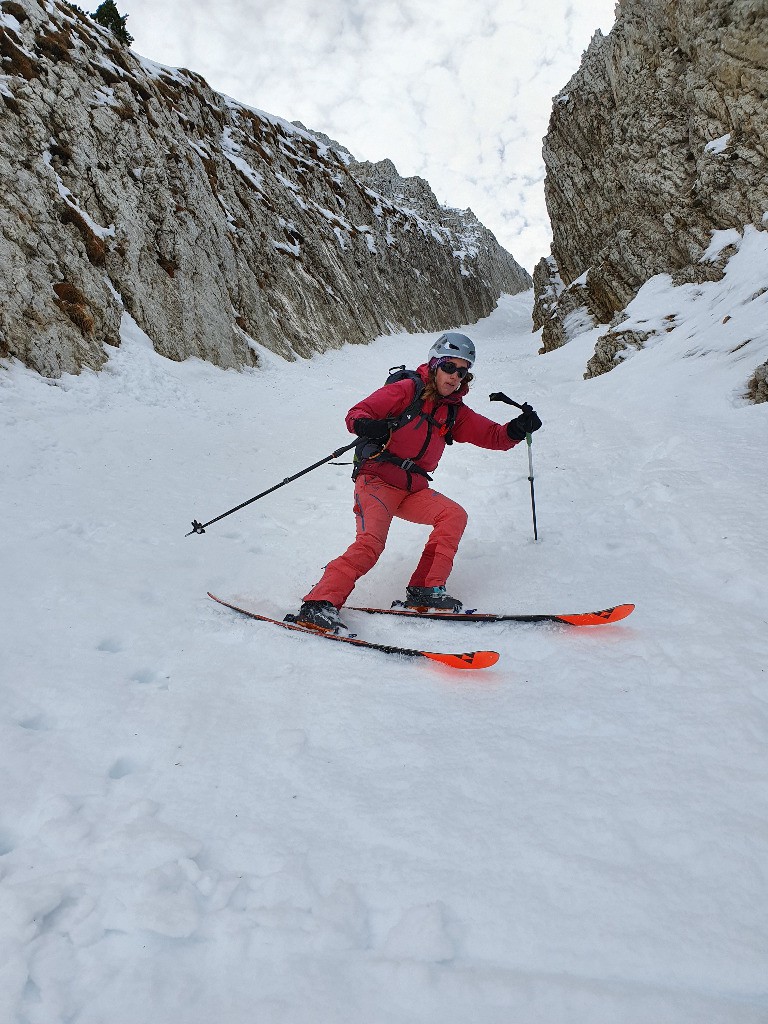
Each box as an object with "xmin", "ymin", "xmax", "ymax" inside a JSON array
[
  {"xmin": 535, "ymin": 0, "xmax": 767, "ymax": 394},
  {"xmin": 0, "ymin": 0, "xmax": 530, "ymax": 377}
]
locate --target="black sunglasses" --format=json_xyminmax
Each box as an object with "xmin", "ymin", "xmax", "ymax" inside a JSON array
[{"xmin": 438, "ymin": 361, "xmax": 470, "ymax": 379}]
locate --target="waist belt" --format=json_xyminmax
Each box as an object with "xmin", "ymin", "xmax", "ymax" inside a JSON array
[{"xmin": 377, "ymin": 451, "xmax": 432, "ymax": 490}]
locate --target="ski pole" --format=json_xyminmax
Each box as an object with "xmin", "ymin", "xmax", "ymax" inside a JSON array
[
  {"xmin": 489, "ymin": 391, "xmax": 538, "ymax": 541},
  {"xmin": 525, "ymin": 433, "xmax": 538, "ymax": 541},
  {"xmin": 186, "ymin": 440, "xmax": 358, "ymax": 536}
]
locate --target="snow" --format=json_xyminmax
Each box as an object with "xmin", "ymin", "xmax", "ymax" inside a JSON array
[
  {"xmin": 701, "ymin": 227, "xmax": 742, "ymax": 263},
  {"xmin": 0, "ymin": 9, "xmax": 21, "ymax": 32},
  {"xmin": 44, "ymin": 151, "xmax": 116, "ymax": 240},
  {"xmin": 358, "ymin": 227, "xmax": 377, "ymax": 254},
  {"xmin": 222, "ymin": 94, "xmax": 335, "ymax": 163},
  {"xmin": 705, "ymin": 133, "xmax": 732, "ymax": 155},
  {"xmin": 599, "ymin": 225, "xmax": 768, "ymax": 373},
  {"xmin": 1, "ymin": 240, "xmax": 767, "ymax": 1022},
  {"xmin": 221, "ymin": 127, "xmax": 264, "ymax": 191}
]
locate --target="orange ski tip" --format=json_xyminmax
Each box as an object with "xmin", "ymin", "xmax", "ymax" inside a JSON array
[
  {"xmin": 558, "ymin": 603, "xmax": 635, "ymax": 626},
  {"xmin": 423, "ymin": 650, "xmax": 500, "ymax": 670}
]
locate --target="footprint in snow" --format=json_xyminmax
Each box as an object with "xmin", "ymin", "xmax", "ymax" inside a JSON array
[
  {"xmin": 17, "ymin": 713, "xmax": 54, "ymax": 731},
  {"xmin": 381, "ymin": 902, "xmax": 457, "ymax": 963},
  {"xmin": 276, "ymin": 729, "xmax": 307, "ymax": 757},
  {"xmin": 108, "ymin": 757, "xmax": 141, "ymax": 780},
  {"xmin": 0, "ymin": 827, "xmax": 15, "ymax": 856},
  {"xmin": 130, "ymin": 667, "xmax": 168, "ymax": 689},
  {"xmin": 97, "ymin": 637, "xmax": 123, "ymax": 653}
]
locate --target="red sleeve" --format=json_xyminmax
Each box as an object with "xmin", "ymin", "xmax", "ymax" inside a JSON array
[
  {"xmin": 345, "ymin": 379, "xmax": 417, "ymax": 434},
  {"xmin": 451, "ymin": 405, "xmax": 519, "ymax": 451}
]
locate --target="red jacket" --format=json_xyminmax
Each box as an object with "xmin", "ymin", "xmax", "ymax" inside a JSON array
[{"xmin": 346, "ymin": 363, "xmax": 519, "ymax": 492}]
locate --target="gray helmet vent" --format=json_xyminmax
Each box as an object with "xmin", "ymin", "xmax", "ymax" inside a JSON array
[{"xmin": 427, "ymin": 332, "xmax": 476, "ymax": 367}]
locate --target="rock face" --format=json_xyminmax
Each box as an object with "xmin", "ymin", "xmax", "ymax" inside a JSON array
[
  {"xmin": 535, "ymin": 0, "xmax": 767, "ymax": 388},
  {"xmin": 746, "ymin": 361, "xmax": 768, "ymax": 403},
  {"xmin": 0, "ymin": 0, "xmax": 531, "ymax": 378}
]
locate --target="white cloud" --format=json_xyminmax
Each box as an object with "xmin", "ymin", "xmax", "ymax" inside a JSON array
[{"xmin": 127, "ymin": 0, "xmax": 616, "ymax": 271}]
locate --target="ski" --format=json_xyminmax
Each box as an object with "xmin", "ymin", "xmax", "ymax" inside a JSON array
[
  {"xmin": 348, "ymin": 602, "xmax": 635, "ymax": 626},
  {"xmin": 207, "ymin": 593, "xmax": 500, "ymax": 671}
]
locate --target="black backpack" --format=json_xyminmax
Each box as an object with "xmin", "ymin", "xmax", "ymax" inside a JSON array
[{"xmin": 352, "ymin": 365, "xmax": 457, "ymax": 488}]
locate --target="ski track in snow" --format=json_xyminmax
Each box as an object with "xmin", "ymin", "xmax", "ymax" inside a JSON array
[{"xmin": 1, "ymin": 254, "xmax": 767, "ymax": 1022}]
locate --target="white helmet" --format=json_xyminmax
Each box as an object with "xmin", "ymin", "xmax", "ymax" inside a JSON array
[{"xmin": 428, "ymin": 332, "xmax": 476, "ymax": 367}]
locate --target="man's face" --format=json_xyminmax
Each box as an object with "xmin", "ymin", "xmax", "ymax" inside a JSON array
[{"xmin": 435, "ymin": 359, "xmax": 470, "ymax": 397}]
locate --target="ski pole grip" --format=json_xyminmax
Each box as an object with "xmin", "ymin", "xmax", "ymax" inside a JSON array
[{"xmin": 489, "ymin": 392, "xmax": 524, "ymax": 409}]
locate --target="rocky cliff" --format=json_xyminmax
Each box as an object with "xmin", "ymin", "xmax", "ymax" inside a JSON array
[
  {"xmin": 0, "ymin": 0, "xmax": 531, "ymax": 378},
  {"xmin": 533, "ymin": 0, "xmax": 767, "ymax": 394}
]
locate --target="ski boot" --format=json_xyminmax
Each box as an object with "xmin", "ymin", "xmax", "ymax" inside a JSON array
[
  {"xmin": 293, "ymin": 600, "xmax": 348, "ymax": 633},
  {"xmin": 400, "ymin": 586, "xmax": 463, "ymax": 613}
]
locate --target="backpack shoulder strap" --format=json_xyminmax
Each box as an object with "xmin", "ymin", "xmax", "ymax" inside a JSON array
[
  {"xmin": 391, "ymin": 366, "xmax": 457, "ymax": 443},
  {"xmin": 443, "ymin": 402, "xmax": 458, "ymax": 445},
  {"xmin": 352, "ymin": 369, "xmax": 423, "ymax": 481},
  {"xmin": 385, "ymin": 367, "xmax": 424, "ymax": 430}
]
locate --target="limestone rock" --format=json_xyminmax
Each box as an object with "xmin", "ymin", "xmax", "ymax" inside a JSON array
[
  {"xmin": 531, "ymin": 256, "xmax": 561, "ymax": 335},
  {"xmin": 536, "ymin": 0, "xmax": 767, "ymax": 391},
  {"xmin": 746, "ymin": 361, "xmax": 768, "ymax": 404},
  {"xmin": 584, "ymin": 327, "xmax": 654, "ymax": 378},
  {"xmin": 0, "ymin": 0, "xmax": 530, "ymax": 378},
  {"xmin": 532, "ymin": 256, "xmax": 598, "ymax": 352}
]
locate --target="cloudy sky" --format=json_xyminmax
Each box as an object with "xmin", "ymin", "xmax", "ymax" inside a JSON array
[{"xmin": 125, "ymin": 0, "xmax": 617, "ymax": 271}]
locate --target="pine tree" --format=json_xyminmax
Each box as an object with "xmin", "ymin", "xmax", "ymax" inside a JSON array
[{"xmin": 91, "ymin": 0, "xmax": 133, "ymax": 46}]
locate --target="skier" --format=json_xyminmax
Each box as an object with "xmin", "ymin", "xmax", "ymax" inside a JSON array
[{"xmin": 295, "ymin": 332, "xmax": 542, "ymax": 631}]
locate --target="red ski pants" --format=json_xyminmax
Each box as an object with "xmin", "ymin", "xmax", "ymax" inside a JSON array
[{"xmin": 303, "ymin": 474, "xmax": 468, "ymax": 608}]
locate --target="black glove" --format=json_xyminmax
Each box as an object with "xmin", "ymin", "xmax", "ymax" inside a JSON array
[
  {"xmin": 506, "ymin": 403, "xmax": 542, "ymax": 441},
  {"xmin": 354, "ymin": 418, "xmax": 392, "ymax": 439}
]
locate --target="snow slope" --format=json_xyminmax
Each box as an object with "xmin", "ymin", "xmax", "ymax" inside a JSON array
[{"xmin": 1, "ymin": 231, "xmax": 767, "ymax": 1022}]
